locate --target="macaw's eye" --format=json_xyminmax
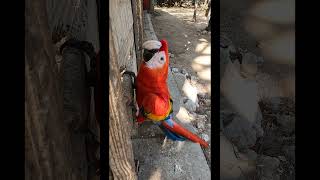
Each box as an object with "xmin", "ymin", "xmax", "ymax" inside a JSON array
[{"xmin": 160, "ymin": 57, "xmax": 164, "ymax": 61}]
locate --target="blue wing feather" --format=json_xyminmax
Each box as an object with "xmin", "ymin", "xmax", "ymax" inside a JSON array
[{"xmin": 157, "ymin": 115, "xmax": 186, "ymax": 141}]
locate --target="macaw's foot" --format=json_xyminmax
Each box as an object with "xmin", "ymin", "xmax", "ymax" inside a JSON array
[
  {"xmin": 136, "ymin": 115, "xmax": 145, "ymax": 124},
  {"xmin": 135, "ymin": 103, "xmax": 140, "ymax": 117}
]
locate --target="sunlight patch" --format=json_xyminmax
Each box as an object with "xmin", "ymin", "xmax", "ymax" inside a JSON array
[{"xmin": 193, "ymin": 55, "xmax": 211, "ymax": 65}]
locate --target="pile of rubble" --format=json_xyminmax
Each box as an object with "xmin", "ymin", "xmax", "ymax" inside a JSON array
[
  {"xmin": 220, "ymin": 36, "xmax": 295, "ymax": 180},
  {"xmin": 170, "ymin": 64, "xmax": 212, "ymax": 168}
]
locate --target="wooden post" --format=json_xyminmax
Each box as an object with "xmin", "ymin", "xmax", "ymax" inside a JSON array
[
  {"xmin": 193, "ymin": 0, "xmax": 198, "ymax": 22},
  {"xmin": 150, "ymin": 0, "xmax": 154, "ymax": 12},
  {"xmin": 109, "ymin": 25, "xmax": 137, "ymax": 180},
  {"xmin": 25, "ymin": 0, "xmax": 76, "ymax": 179},
  {"xmin": 139, "ymin": 0, "xmax": 144, "ymax": 66},
  {"xmin": 131, "ymin": 0, "xmax": 144, "ymax": 69},
  {"xmin": 205, "ymin": 0, "xmax": 211, "ymax": 31}
]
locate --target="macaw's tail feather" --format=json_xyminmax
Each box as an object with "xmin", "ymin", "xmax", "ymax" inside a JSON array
[
  {"xmin": 158, "ymin": 124, "xmax": 186, "ymax": 141},
  {"xmin": 160, "ymin": 118, "xmax": 209, "ymax": 148}
]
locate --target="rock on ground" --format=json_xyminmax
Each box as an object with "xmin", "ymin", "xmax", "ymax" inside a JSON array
[
  {"xmin": 221, "ymin": 96, "xmax": 264, "ymax": 152},
  {"xmin": 184, "ymin": 99, "xmax": 197, "ymax": 112},
  {"xmin": 171, "ymin": 67, "xmax": 179, "ymax": 73},
  {"xmin": 256, "ymin": 155, "xmax": 281, "ymax": 180}
]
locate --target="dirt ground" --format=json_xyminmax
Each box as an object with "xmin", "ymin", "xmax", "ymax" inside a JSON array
[{"xmin": 151, "ymin": 6, "xmax": 212, "ymax": 167}]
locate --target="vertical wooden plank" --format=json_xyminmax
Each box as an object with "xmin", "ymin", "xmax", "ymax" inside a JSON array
[
  {"xmin": 131, "ymin": 0, "xmax": 144, "ymax": 68},
  {"xmin": 193, "ymin": 0, "xmax": 198, "ymax": 22},
  {"xmin": 109, "ymin": 0, "xmax": 137, "ymax": 70},
  {"xmin": 150, "ymin": 0, "xmax": 154, "ymax": 12},
  {"xmin": 138, "ymin": 0, "xmax": 144, "ymax": 67},
  {"xmin": 109, "ymin": 25, "xmax": 137, "ymax": 180},
  {"xmin": 25, "ymin": 0, "xmax": 76, "ymax": 179}
]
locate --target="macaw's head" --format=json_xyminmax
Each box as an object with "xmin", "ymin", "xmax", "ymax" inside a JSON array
[{"xmin": 142, "ymin": 39, "xmax": 169, "ymax": 71}]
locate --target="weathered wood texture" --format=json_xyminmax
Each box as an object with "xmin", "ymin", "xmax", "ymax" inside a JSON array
[
  {"xmin": 110, "ymin": 0, "xmax": 138, "ymax": 74},
  {"xmin": 109, "ymin": 27, "xmax": 137, "ymax": 180},
  {"xmin": 131, "ymin": 0, "xmax": 144, "ymax": 68},
  {"xmin": 150, "ymin": 0, "xmax": 154, "ymax": 12},
  {"xmin": 25, "ymin": 0, "xmax": 76, "ymax": 179},
  {"xmin": 193, "ymin": 0, "xmax": 198, "ymax": 22},
  {"xmin": 46, "ymin": 0, "xmax": 88, "ymax": 42},
  {"xmin": 46, "ymin": 0, "xmax": 100, "ymax": 51}
]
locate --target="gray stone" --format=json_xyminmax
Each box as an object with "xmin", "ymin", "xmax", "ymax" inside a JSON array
[
  {"xmin": 180, "ymin": 68, "xmax": 188, "ymax": 75},
  {"xmin": 220, "ymin": 48, "xmax": 232, "ymax": 81},
  {"xmin": 205, "ymin": 110, "xmax": 211, "ymax": 117},
  {"xmin": 223, "ymin": 115, "xmax": 257, "ymax": 151},
  {"xmin": 169, "ymin": 53, "xmax": 175, "ymax": 58},
  {"xmin": 220, "ymin": 34, "xmax": 233, "ymax": 47},
  {"xmin": 228, "ymin": 44, "xmax": 237, "ymax": 54},
  {"xmin": 197, "ymin": 93, "xmax": 207, "ymax": 99},
  {"xmin": 278, "ymin": 156, "xmax": 286, "ymax": 162},
  {"xmin": 184, "ymin": 99, "xmax": 197, "ymax": 112},
  {"xmin": 185, "ymin": 73, "xmax": 191, "ymax": 80},
  {"xmin": 181, "ymin": 81, "xmax": 198, "ymax": 104},
  {"xmin": 181, "ymin": 96, "xmax": 188, "ymax": 103},
  {"xmin": 172, "ymin": 73, "xmax": 186, "ymax": 91},
  {"xmin": 238, "ymin": 150, "xmax": 258, "ymax": 162},
  {"xmin": 203, "ymin": 99, "xmax": 211, "ymax": 106},
  {"xmin": 220, "ymin": 86, "xmax": 263, "ymax": 152},
  {"xmin": 196, "ymin": 120, "xmax": 205, "ymax": 130},
  {"xmin": 282, "ymin": 145, "xmax": 295, "ymax": 164},
  {"xmin": 277, "ymin": 115, "xmax": 295, "ymax": 134},
  {"xmin": 191, "ymin": 76, "xmax": 198, "ymax": 81},
  {"xmin": 240, "ymin": 52, "xmax": 258, "ymax": 78},
  {"xmin": 132, "ymin": 138, "xmax": 211, "ymax": 180},
  {"xmin": 220, "ymin": 47, "xmax": 231, "ymax": 64},
  {"xmin": 201, "ymin": 134, "xmax": 210, "ymax": 142},
  {"xmin": 220, "ymin": 96, "xmax": 264, "ymax": 151},
  {"xmin": 257, "ymin": 56, "xmax": 264, "ymax": 65},
  {"xmin": 256, "ymin": 155, "xmax": 280, "ymax": 180},
  {"xmin": 171, "ymin": 67, "xmax": 179, "ymax": 73},
  {"xmin": 197, "ymin": 114, "xmax": 207, "ymax": 121},
  {"xmin": 220, "ymin": 134, "xmax": 255, "ymax": 180}
]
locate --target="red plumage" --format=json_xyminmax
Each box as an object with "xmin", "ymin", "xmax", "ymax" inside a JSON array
[
  {"xmin": 136, "ymin": 39, "xmax": 171, "ymax": 120},
  {"xmin": 136, "ymin": 39, "xmax": 209, "ymax": 148}
]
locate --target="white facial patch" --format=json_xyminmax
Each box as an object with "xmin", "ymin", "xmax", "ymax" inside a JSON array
[{"xmin": 145, "ymin": 51, "xmax": 166, "ymax": 69}]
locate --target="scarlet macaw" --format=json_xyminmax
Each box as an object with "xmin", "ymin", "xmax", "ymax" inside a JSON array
[{"xmin": 135, "ymin": 39, "xmax": 209, "ymax": 148}]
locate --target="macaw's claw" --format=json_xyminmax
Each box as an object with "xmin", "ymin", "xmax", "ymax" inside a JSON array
[{"xmin": 136, "ymin": 115, "xmax": 145, "ymax": 124}]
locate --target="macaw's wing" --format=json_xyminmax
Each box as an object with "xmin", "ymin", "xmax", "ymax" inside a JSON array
[{"xmin": 140, "ymin": 93, "xmax": 172, "ymax": 121}]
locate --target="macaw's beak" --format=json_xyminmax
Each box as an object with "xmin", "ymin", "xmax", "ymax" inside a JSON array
[{"xmin": 143, "ymin": 48, "xmax": 159, "ymax": 62}]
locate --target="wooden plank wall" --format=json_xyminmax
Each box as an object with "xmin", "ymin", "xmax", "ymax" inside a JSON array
[
  {"xmin": 109, "ymin": 0, "xmax": 145, "ymax": 179},
  {"xmin": 25, "ymin": 0, "xmax": 77, "ymax": 179},
  {"xmin": 109, "ymin": 0, "xmax": 138, "ymax": 74},
  {"xmin": 46, "ymin": 0, "xmax": 100, "ymax": 51},
  {"xmin": 131, "ymin": 0, "xmax": 144, "ymax": 68},
  {"xmin": 109, "ymin": 22, "xmax": 137, "ymax": 180}
]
